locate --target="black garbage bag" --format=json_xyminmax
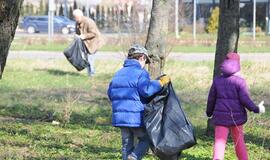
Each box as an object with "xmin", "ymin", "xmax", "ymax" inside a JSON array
[
  {"xmin": 63, "ymin": 37, "xmax": 89, "ymax": 71},
  {"xmin": 144, "ymin": 82, "xmax": 196, "ymax": 158}
]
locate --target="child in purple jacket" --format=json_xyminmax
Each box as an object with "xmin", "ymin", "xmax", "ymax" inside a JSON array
[{"xmin": 206, "ymin": 52, "xmax": 265, "ymax": 160}]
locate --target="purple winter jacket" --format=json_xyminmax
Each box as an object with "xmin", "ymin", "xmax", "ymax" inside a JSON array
[{"xmin": 206, "ymin": 59, "xmax": 259, "ymax": 126}]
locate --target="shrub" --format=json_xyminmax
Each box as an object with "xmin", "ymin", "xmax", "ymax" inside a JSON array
[
  {"xmin": 60, "ymin": 93, "xmax": 80, "ymax": 127},
  {"xmin": 206, "ymin": 7, "xmax": 219, "ymax": 33}
]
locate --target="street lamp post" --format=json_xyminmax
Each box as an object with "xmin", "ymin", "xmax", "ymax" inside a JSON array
[
  {"xmin": 253, "ymin": 0, "xmax": 256, "ymax": 40},
  {"xmin": 48, "ymin": 0, "xmax": 56, "ymax": 41},
  {"xmin": 267, "ymin": 0, "xmax": 270, "ymax": 34},
  {"xmin": 175, "ymin": 0, "xmax": 179, "ymax": 39},
  {"xmin": 193, "ymin": 0, "xmax": 197, "ymax": 40}
]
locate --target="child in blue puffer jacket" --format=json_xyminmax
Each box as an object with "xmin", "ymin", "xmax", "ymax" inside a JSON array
[{"xmin": 107, "ymin": 44, "xmax": 170, "ymax": 160}]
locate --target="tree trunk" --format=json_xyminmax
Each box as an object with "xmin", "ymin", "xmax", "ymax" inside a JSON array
[
  {"xmin": 145, "ymin": 0, "xmax": 170, "ymax": 78},
  {"xmin": 0, "ymin": 0, "xmax": 23, "ymax": 79},
  {"xmin": 214, "ymin": 0, "xmax": 240, "ymax": 77},
  {"xmin": 206, "ymin": 0, "xmax": 240, "ymax": 136}
]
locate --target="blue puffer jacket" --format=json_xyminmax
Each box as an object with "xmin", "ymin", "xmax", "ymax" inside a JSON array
[{"xmin": 107, "ymin": 59, "xmax": 162, "ymax": 127}]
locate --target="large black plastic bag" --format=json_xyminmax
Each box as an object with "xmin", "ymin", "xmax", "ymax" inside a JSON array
[
  {"xmin": 63, "ymin": 37, "xmax": 89, "ymax": 71},
  {"xmin": 144, "ymin": 82, "xmax": 196, "ymax": 157}
]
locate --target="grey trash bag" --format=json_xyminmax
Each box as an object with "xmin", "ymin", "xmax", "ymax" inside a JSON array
[
  {"xmin": 63, "ymin": 37, "xmax": 89, "ymax": 71},
  {"xmin": 144, "ymin": 82, "xmax": 196, "ymax": 158}
]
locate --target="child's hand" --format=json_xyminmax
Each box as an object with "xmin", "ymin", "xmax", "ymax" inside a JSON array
[
  {"xmin": 258, "ymin": 101, "xmax": 265, "ymax": 113},
  {"xmin": 159, "ymin": 75, "xmax": 170, "ymax": 86}
]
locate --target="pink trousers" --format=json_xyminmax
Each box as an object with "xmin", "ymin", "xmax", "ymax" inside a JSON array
[{"xmin": 213, "ymin": 125, "xmax": 248, "ymax": 160}]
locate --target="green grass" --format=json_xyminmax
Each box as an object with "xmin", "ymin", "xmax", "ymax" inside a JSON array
[
  {"xmin": 10, "ymin": 33, "xmax": 270, "ymax": 53},
  {"xmin": 0, "ymin": 59, "xmax": 269, "ymax": 159},
  {"xmin": 10, "ymin": 42, "xmax": 121, "ymax": 52},
  {"xmin": 10, "ymin": 43, "xmax": 270, "ymax": 53},
  {"xmin": 171, "ymin": 45, "xmax": 270, "ymax": 53}
]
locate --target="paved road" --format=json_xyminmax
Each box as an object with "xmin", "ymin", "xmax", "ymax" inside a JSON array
[{"xmin": 8, "ymin": 51, "xmax": 270, "ymax": 62}]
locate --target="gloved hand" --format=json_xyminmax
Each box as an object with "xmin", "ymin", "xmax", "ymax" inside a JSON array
[
  {"xmin": 258, "ymin": 101, "xmax": 265, "ymax": 113},
  {"xmin": 159, "ymin": 75, "xmax": 170, "ymax": 86}
]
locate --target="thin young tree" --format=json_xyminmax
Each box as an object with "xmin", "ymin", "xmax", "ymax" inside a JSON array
[
  {"xmin": 145, "ymin": 0, "xmax": 171, "ymax": 78},
  {"xmin": 69, "ymin": 6, "xmax": 73, "ymax": 19},
  {"xmin": 59, "ymin": 4, "xmax": 64, "ymax": 16},
  {"xmin": 39, "ymin": 0, "xmax": 45, "ymax": 15},
  {"xmin": 73, "ymin": 0, "xmax": 78, "ymax": 10},
  {"xmin": 206, "ymin": 0, "xmax": 240, "ymax": 136},
  {"xmin": 0, "ymin": 0, "xmax": 23, "ymax": 79}
]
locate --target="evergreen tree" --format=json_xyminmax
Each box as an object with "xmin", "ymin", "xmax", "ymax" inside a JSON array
[
  {"xmin": 101, "ymin": 6, "xmax": 105, "ymax": 28},
  {"xmin": 82, "ymin": 6, "xmax": 86, "ymax": 15},
  {"xmin": 112, "ymin": 7, "xmax": 116, "ymax": 30},
  {"xmin": 59, "ymin": 4, "xmax": 64, "ymax": 16},
  {"xmin": 112, "ymin": 7, "xmax": 115, "ymax": 21},
  {"xmin": 206, "ymin": 7, "xmax": 219, "ymax": 33},
  {"xmin": 107, "ymin": 7, "xmax": 111, "ymax": 28},
  {"xmin": 96, "ymin": 5, "xmax": 100, "ymax": 26},
  {"xmin": 91, "ymin": 12, "xmax": 95, "ymax": 21},
  {"xmin": 73, "ymin": 0, "xmax": 77, "ymax": 10},
  {"xmin": 89, "ymin": 9, "xmax": 92, "ymax": 19},
  {"xmin": 69, "ymin": 6, "xmax": 73, "ymax": 19}
]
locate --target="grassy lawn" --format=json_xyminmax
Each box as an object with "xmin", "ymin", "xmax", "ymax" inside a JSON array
[
  {"xmin": 10, "ymin": 42, "xmax": 121, "ymax": 52},
  {"xmin": 171, "ymin": 45, "xmax": 270, "ymax": 53},
  {"xmin": 0, "ymin": 58, "xmax": 269, "ymax": 159},
  {"xmin": 10, "ymin": 33, "xmax": 270, "ymax": 53},
  {"xmin": 10, "ymin": 43, "xmax": 270, "ymax": 53}
]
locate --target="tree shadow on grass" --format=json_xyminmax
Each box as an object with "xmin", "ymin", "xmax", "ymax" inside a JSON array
[
  {"xmin": 244, "ymin": 133, "xmax": 270, "ymax": 150},
  {"xmin": 0, "ymin": 104, "xmax": 55, "ymax": 122},
  {"xmin": 83, "ymin": 144, "xmax": 120, "ymax": 159},
  {"xmin": 193, "ymin": 125, "xmax": 214, "ymax": 142},
  {"xmin": 180, "ymin": 153, "xmax": 212, "ymax": 160},
  {"xmin": 3, "ymin": 86, "xmax": 268, "ymax": 151},
  {"xmin": 69, "ymin": 106, "xmax": 113, "ymax": 132},
  {"xmin": 34, "ymin": 68, "xmax": 81, "ymax": 76}
]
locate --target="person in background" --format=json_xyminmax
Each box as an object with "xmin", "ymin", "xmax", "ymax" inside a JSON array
[
  {"xmin": 206, "ymin": 52, "xmax": 266, "ymax": 160},
  {"xmin": 107, "ymin": 44, "xmax": 170, "ymax": 160},
  {"xmin": 73, "ymin": 9, "xmax": 104, "ymax": 77}
]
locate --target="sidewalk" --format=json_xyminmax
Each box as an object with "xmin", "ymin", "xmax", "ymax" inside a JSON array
[{"xmin": 8, "ymin": 51, "xmax": 270, "ymax": 62}]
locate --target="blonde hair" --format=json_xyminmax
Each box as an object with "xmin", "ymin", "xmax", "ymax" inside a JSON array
[{"xmin": 73, "ymin": 9, "xmax": 83, "ymax": 17}]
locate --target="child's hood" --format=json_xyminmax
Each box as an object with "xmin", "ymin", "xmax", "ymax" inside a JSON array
[{"xmin": 220, "ymin": 59, "xmax": 240, "ymax": 76}]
